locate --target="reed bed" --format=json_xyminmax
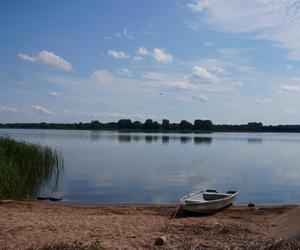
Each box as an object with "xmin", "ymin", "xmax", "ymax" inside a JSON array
[{"xmin": 0, "ymin": 135, "xmax": 63, "ymax": 200}]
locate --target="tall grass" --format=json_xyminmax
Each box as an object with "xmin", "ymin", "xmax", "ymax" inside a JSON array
[{"xmin": 0, "ymin": 136, "xmax": 63, "ymax": 200}]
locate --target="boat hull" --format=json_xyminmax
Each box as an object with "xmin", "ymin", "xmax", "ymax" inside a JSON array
[{"xmin": 180, "ymin": 191, "xmax": 238, "ymax": 214}]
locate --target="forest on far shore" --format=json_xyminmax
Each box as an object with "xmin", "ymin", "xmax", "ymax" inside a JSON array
[{"xmin": 1, "ymin": 119, "xmax": 300, "ymax": 132}]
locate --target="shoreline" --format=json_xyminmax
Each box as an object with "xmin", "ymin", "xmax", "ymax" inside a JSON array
[
  {"xmin": 1, "ymin": 201, "xmax": 299, "ymax": 249},
  {"xmin": 2, "ymin": 127, "xmax": 300, "ymax": 134}
]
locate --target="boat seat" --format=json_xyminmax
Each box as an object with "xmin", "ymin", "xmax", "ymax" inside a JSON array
[
  {"xmin": 205, "ymin": 189, "xmax": 217, "ymax": 193},
  {"xmin": 203, "ymin": 193, "xmax": 228, "ymax": 201}
]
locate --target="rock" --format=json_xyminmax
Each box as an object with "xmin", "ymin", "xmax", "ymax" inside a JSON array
[
  {"xmin": 248, "ymin": 203, "xmax": 255, "ymax": 207},
  {"xmin": 154, "ymin": 236, "xmax": 167, "ymax": 246}
]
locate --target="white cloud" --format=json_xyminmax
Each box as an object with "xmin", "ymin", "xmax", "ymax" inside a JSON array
[
  {"xmin": 118, "ymin": 68, "xmax": 131, "ymax": 77},
  {"xmin": 286, "ymin": 65, "xmax": 293, "ymax": 70},
  {"xmin": 0, "ymin": 106, "xmax": 19, "ymax": 113},
  {"xmin": 278, "ymin": 85, "xmax": 300, "ymax": 92},
  {"xmin": 133, "ymin": 47, "xmax": 149, "ymax": 61},
  {"xmin": 204, "ymin": 42, "xmax": 212, "ymax": 46},
  {"xmin": 193, "ymin": 93, "xmax": 208, "ymax": 102},
  {"xmin": 284, "ymin": 109, "xmax": 300, "ymax": 115},
  {"xmin": 231, "ymin": 81, "xmax": 243, "ymax": 87},
  {"xmin": 210, "ymin": 66, "xmax": 228, "ymax": 75},
  {"xmin": 91, "ymin": 69, "xmax": 114, "ymax": 83},
  {"xmin": 187, "ymin": 0, "xmax": 300, "ymax": 60},
  {"xmin": 114, "ymin": 29, "xmax": 134, "ymax": 39},
  {"xmin": 153, "ymin": 48, "xmax": 173, "ymax": 63},
  {"xmin": 0, "ymin": 105, "xmax": 56, "ymax": 115},
  {"xmin": 137, "ymin": 47, "xmax": 149, "ymax": 56},
  {"xmin": 163, "ymin": 107, "xmax": 176, "ymax": 112},
  {"xmin": 108, "ymin": 50, "xmax": 130, "ymax": 59},
  {"xmin": 18, "ymin": 50, "xmax": 73, "ymax": 71},
  {"xmin": 255, "ymin": 98, "xmax": 273, "ymax": 104},
  {"xmin": 142, "ymin": 69, "xmax": 233, "ymax": 93},
  {"xmin": 31, "ymin": 105, "xmax": 54, "ymax": 115},
  {"xmin": 187, "ymin": 0, "xmax": 210, "ymax": 12},
  {"xmin": 18, "ymin": 54, "xmax": 35, "ymax": 62},
  {"xmin": 49, "ymin": 92, "xmax": 62, "ymax": 97},
  {"xmin": 96, "ymin": 112, "xmax": 157, "ymax": 121},
  {"xmin": 191, "ymin": 65, "xmax": 217, "ymax": 83},
  {"xmin": 238, "ymin": 66, "xmax": 255, "ymax": 73},
  {"xmin": 175, "ymin": 93, "xmax": 208, "ymax": 103},
  {"xmin": 142, "ymin": 72, "xmax": 197, "ymax": 91}
]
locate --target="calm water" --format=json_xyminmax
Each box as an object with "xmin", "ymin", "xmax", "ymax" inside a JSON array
[{"xmin": 2, "ymin": 129, "xmax": 300, "ymax": 205}]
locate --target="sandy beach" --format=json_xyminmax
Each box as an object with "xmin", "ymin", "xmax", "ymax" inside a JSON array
[{"xmin": 1, "ymin": 201, "xmax": 300, "ymax": 249}]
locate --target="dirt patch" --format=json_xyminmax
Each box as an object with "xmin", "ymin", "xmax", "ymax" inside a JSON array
[
  {"xmin": 271, "ymin": 206, "xmax": 300, "ymax": 241},
  {"xmin": 0, "ymin": 202, "xmax": 296, "ymax": 249}
]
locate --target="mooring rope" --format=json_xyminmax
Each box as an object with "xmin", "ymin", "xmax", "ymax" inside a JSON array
[{"xmin": 165, "ymin": 202, "xmax": 181, "ymax": 235}]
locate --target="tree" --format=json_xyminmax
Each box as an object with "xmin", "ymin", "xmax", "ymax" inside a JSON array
[
  {"xmin": 132, "ymin": 121, "xmax": 142, "ymax": 129},
  {"xmin": 202, "ymin": 120, "xmax": 213, "ymax": 130},
  {"xmin": 194, "ymin": 119, "xmax": 204, "ymax": 130},
  {"xmin": 179, "ymin": 120, "xmax": 193, "ymax": 130},
  {"xmin": 194, "ymin": 119, "xmax": 213, "ymax": 130},
  {"xmin": 153, "ymin": 121, "xmax": 161, "ymax": 130},
  {"xmin": 143, "ymin": 119, "xmax": 154, "ymax": 130},
  {"xmin": 117, "ymin": 119, "xmax": 133, "ymax": 129},
  {"xmin": 90, "ymin": 120, "xmax": 102, "ymax": 129},
  {"xmin": 247, "ymin": 122, "xmax": 263, "ymax": 132},
  {"xmin": 162, "ymin": 119, "xmax": 170, "ymax": 130}
]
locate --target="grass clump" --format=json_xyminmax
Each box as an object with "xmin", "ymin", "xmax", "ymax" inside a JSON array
[{"xmin": 0, "ymin": 135, "xmax": 63, "ymax": 200}]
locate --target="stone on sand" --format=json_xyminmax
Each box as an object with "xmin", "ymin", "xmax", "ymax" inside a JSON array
[{"xmin": 154, "ymin": 236, "xmax": 167, "ymax": 246}]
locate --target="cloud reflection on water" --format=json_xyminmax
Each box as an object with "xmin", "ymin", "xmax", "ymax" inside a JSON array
[{"xmin": 2, "ymin": 129, "xmax": 300, "ymax": 204}]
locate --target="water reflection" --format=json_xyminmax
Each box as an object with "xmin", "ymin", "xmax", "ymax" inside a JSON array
[
  {"xmin": 2, "ymin": 129, "xmax": 300, "ymax": 204},
  {"xmin": 118, "ymin": 135, "xmax": 132, "ymax": 143},
  {"xmin": 247, "ymin": 138, "xmax": 263, "ymax": 144},
  {"xmin": 117, "ymin": 134, "xmax": 214, "ymax": 145},
  {"xmin": 194, "ymin": 137, "xmax": 212, "ymax": 145},
  {"xmin": 162, "ymin": 136, "xmax": 169, "ymax": 144}
]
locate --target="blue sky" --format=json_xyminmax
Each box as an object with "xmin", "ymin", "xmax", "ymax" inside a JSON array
[{"xmin": 2, "ymin": 0, "xmax": 300, "ymax": 124}]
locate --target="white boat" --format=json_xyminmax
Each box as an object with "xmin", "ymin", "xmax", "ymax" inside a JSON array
[{"xmin": 179, "ymin": 190, "xmax": 239, "ymax": 214}]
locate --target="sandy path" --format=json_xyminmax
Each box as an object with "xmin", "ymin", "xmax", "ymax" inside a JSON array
[{"xmin": 0, "ymin": 202, "xmax": 296, "ymax": 249}]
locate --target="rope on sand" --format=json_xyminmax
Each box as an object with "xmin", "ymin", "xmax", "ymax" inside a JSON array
[
  {"xmin": 154, "ymin": 202, "xmax": 182, "ymax": 246},
  {"xmin": 165, "ymin": 202, "xmax": 181, "ymax": 234}
]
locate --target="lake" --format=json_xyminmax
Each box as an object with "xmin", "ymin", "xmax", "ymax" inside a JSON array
[{"xmin": 1, "ymin": 129, "xmax": 300, "ymax": 205}]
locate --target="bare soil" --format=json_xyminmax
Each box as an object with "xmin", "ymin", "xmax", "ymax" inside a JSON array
[{"xmin": 0, "ymin": 202, "xmax": 298, "ymax": 249}]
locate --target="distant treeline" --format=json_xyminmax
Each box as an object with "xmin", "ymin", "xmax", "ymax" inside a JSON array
[{"xmin": 1, "ymin": 119, "xmax": 300, "ymax": 132}]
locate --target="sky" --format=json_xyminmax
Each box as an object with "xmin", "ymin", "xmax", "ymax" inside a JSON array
[{"xmin": 2, "ymin": 0, "xmax": 300, "ymax": 125}]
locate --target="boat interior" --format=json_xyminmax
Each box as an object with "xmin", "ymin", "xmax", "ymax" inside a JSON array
[
  {"xmin": 203, "ymin": 193, "xmax": 228, "ymax": 201},
  {"xmin": 184, "ymin": 190, "xmax": 237, "ymax": 203}
]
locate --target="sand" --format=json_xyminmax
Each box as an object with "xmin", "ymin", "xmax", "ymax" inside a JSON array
[
  {"xmin": 0, "ymin": 201, "xmax": 299, "ymax": 249},
  {"xmin": 271, "ymin": 206, "xmax": 300, "ymax": 241}
]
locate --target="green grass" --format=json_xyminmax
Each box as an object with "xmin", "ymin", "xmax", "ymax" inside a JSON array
[{"xmin": 0, "ymin": 135, "xmax": 63, "ymax": 200}]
